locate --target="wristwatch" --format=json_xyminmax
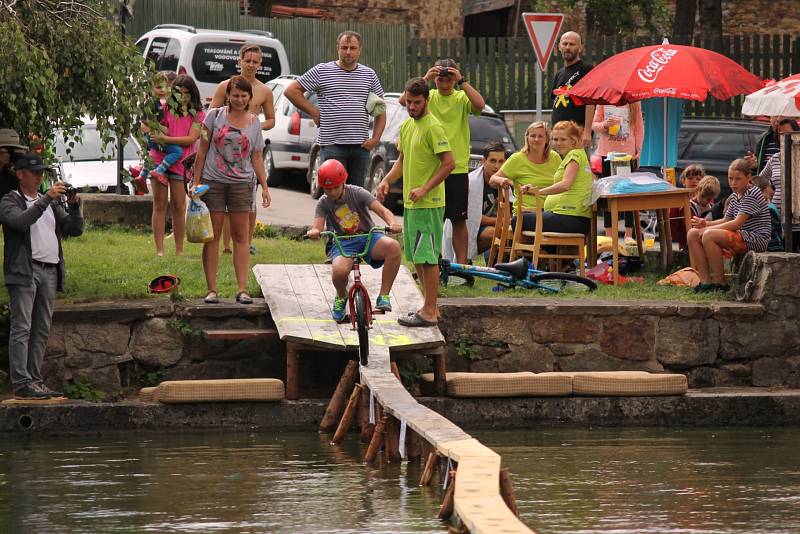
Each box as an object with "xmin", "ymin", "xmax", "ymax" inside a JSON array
[{"xmin": 457, "ymin": 78, "xmax": 466, "ymax": 87}]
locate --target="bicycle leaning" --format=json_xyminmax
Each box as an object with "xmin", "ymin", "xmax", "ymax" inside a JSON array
[{"xmin": 439, "ymin": 256, "xmax": 597, "ymax": 293}]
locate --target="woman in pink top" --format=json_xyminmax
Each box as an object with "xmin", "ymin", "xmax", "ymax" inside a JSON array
[
  {"xmin": 148, "ymin": 75, "xmax": 205, "ymax": 256},
  {"xmin": 592, "ymin": 102, "xmax": 644, "ymax": 239}
]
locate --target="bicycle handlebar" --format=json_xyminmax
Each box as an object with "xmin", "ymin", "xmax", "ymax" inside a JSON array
[{"xmin": 303, "ymin": 226, "xmax": 399, "ymax": 260}]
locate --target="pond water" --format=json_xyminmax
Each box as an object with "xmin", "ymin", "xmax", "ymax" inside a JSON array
[
  {"xmin": 1, "ymin": 427, "xmax": 798, "ymax": 533},
  {"xmin": 478, "ymin": 427, "xmax": 800, "ymax": 534}
]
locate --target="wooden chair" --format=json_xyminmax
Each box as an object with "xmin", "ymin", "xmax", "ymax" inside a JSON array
[
  {"xmin": 509, "ymin": 184, "xmax": 587, "ymax": 276},
  {"xmin": 487, "ymin": 186, "xmax": 514, "ymax": 267}
]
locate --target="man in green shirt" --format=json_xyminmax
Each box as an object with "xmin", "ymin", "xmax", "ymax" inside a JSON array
[
  {"xmin": 377, "ymin": 78, "xmax": 454, "ymax": 327},
  {"xmin": 402, "ymin": 59, "xmax": 485, "ymax": 264}
]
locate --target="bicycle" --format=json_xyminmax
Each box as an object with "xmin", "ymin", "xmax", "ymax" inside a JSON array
[
  {"xmin": 439, "ymin": 257, "xmax": 597, "ymax": 293},
  {"xmin": 308, "ymin": 226, "xmax": 394, "ymax": 366}
]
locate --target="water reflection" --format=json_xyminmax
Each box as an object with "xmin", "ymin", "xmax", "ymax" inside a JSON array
[
  {"xmin": 478, "ymin": 427, "xmax": 800, "ymax": 534},
  {"xmin": 0, "ymin": 432, "xmax": 445, "ymax": 533}
]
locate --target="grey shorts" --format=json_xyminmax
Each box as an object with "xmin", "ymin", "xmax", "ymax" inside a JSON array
[
  {"xmin": 202, "ymin": 180, "xmax": 253, "ymax": 213},
  {"xmin": 250, "ymin": 181, "xmax": 258, "ymax": 212}
]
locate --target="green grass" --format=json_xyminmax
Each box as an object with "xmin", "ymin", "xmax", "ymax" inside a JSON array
[{"xmin": 0, "ymin": 225, "xmax": 732, "ymax": 303}]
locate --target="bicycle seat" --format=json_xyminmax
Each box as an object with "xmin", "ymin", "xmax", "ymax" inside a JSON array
[{"xmin": 493, "ymin": 257, "xmax": 530, "ymax": 279}]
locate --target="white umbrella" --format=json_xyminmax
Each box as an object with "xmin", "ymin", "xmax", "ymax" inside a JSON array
[{"xmin": 741, "ymin": 73, "xmax": 800, "ymax": 117}]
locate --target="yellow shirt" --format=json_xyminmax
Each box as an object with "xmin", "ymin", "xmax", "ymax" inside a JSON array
[
  {"xmin": 398, "ymin": 113, "xmax": 451, "ymax": 209},
  {"xmin": 544, "ymin": 149, "xmax": 593, "ymax": 218},
  {"xmin": 499, "ymin": 150, "xmax": 561, "ymax": 214}
]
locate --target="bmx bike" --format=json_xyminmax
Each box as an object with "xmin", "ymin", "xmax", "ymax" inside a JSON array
[
  {"xmin": 440, "ymin": 257, "xmax": 597, "ymax": 293},
  {"xmin": 311, "ymin": 226, "xmax": 394, "ymax": 366}
]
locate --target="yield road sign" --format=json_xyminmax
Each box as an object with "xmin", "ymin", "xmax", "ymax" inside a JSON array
[{"xmin": 522, "ymin": 12, "xmax": 564, "ymax": 71}]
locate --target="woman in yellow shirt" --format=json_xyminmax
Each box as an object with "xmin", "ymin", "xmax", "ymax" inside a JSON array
[
  {"xmin": 519, "ymin": 120, "xmax": 593, "ymax": 235},
  {"xmin": 489, "ymin": 121, "xmax": 561, "ymax": 225}
]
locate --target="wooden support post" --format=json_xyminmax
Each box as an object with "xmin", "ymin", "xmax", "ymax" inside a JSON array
[
  {"xmin": 332, "ymin": 383, "xmax": 363, "ymax": 445},
  {"xmin": 499, "ymin": 467, "xmax": 518, "ymax": 517},
  {"xmin": 384, "ymin": 415, "xmax": 401, "ymax": 462},
  {"xmin": 319, "ymin": 360, "xmax": 359, "ymax": 433},
  {"xmin": 437, "ymin": 469, "xmax": 457, "ymax": 519},
  {"xmin": 407, "ymin": 428, "xmax": 422, "ymax": 461},
  {"xmin": 432, "ymin": 347, "xmax": 447, "ymax": 397},
  {"xmin": 286, "ymin": 342, "xmax": 301, "ymax": 400},
  {"xmin": 390, "ymin": 361, "xmax": 401, "ymax": 381},
  {"xmin": 420, "ymin": 451, "xmax": 438, "ymax": 487},
  {"xmin": 364, "ymin": 416, "xmax": 387, "ymax": 463},
  {"xmin": 358, "ymin": 385, "xmax": 373, "ymax": 443}
]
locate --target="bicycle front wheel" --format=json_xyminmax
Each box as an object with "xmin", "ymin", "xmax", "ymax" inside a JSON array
[
  {"xmin": 354, "ymin": 290, "xmax": 370, "ymax": 365},
  {"xmin": 530, "ymin": 272, "xmax": 597, "ymax": 293}
]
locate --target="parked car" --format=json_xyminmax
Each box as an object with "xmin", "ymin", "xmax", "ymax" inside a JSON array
[
  {"xmin": 135, "ymin": 24, "xmax": 290, "ymax": 106},
  {"xmin": 263, "ymin": 76, "xmax": 319, "ymax": 186},
  {"xmin": 53, "ymin": 118, "xmax": 141, "ymax": 194},
  {"xmin": 306, "ymin": 96, "xmax": 518, "ymax": 209}
]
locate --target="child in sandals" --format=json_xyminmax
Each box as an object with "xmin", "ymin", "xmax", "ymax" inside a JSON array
[{"xmin": 687, "ymin": 159, "xmax": 771, "ymax": 293}]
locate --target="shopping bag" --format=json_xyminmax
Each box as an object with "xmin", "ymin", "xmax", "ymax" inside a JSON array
[{"xmin": 186, "ymin": 197, "xmax": 213, "ymax": 243}]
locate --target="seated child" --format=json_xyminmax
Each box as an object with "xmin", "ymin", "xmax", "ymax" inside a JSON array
[
  {"xmin": 669, "ymin": 164, "xmax": 703, "ymax": 247},
  {"xmin": 752, "ymin": 174, "xmax": 784, "ymax": 252},
  {"xmin": 306, "ymin": 159, "xmax": 403, "ymax": 322},
  {"xmin": 686, "ymin": 159, "xmax": 771, "ymax": 293},
  {"xmin": 139, "ymin": 71, "xmax": 183, "ymax": 186},
  {"xmin": 670, "ymin": 174, "xmax": 720, "ymax": 249}
]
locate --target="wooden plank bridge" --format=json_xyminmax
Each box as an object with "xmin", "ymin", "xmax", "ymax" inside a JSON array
[{"xmin": 254, "ymin": 264, "xmax": 533, "ymax": 534}]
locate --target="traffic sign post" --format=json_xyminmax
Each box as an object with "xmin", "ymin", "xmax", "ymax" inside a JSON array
[{"xmin": 521, "ymin": 13, "xmax": 564, "ymax": 121}]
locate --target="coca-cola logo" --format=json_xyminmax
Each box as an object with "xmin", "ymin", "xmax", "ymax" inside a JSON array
[{"xmin": 637, "ymin": 47, "xmax": 678, "ymax": 83}]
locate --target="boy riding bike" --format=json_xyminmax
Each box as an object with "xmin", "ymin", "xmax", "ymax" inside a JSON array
[{"xmin": 306, "ymin": 159, "xmax": 402, "ymax": 321}]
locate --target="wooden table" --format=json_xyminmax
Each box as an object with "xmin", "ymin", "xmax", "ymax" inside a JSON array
[{"xmin": 590, "ymin": 189, "xmax": 693, "ymax": 285}]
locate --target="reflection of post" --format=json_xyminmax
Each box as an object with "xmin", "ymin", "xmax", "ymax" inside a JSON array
[{"xmin": 286, "ymin": 342, "xmax": 300, "ymax": 400}]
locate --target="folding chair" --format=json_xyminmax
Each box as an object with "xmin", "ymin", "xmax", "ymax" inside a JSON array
[{"xmin": 487, "ymin": 186, "xmax": 514, "ymax": 267}]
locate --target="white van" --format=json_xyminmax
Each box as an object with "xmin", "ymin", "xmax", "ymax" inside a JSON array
[{"xmin": 135, "ymin": 24, "xmax": 291, "ymax": 106}]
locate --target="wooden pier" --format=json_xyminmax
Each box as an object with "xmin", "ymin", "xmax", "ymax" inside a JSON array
[{"xmin": 255, "ymin": 263, "xmax": 533, "ymax": 534}]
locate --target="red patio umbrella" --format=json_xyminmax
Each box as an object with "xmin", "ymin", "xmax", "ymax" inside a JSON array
[
  {"xmin": 567, "ymin": 41, "xmax": 763, "ymax": 170},
  {"xmin": 568, "ymin": 42, "xmax": 763, "ymax": 106}
]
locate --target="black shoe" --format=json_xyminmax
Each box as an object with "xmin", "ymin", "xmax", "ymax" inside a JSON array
[
  {"xmin": 14, "ymin": 384, "xmax": 50, "ymax": 400},
  {"xmin": 36, "ymin": 384, "xmax": 64, "ymax": 398}
]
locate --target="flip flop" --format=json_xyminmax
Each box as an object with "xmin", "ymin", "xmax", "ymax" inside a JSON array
[
  {"xmin": 236, "ymin": 291, "xmax": 253, "ymax": 304},
  {"xmin": 397, "ymin": 312, "xmax": 437, "ymax": 327},
  {"xmin": 204, "ymin": 291, "xmax": 219, "ymax": 304}
]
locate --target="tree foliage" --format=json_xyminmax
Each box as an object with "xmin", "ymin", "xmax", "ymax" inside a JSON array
[
  {"xmin": 535, "ymin": 0, "xmax": 672, "ymax": 37},
  {"xmin": 0, "ymin": 0, "xmax": 151, "ymax": 153}
]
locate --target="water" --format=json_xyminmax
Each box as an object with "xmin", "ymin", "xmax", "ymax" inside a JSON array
[
  {"xmin": 1, "ymin": 428, "xmax": 798, "ymax": 533},
  {"xmin": 0, "ymin": 432, "xmax": 445, "ymax": 533},
  {"xmin": 478, "ymin": 427, "xmax": 800, "ymax": 534}
]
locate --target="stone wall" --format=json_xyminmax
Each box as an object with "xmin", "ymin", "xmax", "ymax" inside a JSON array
[{"xmin": 13, "ymin": 252, "xmax": 800, "ymax": 399}]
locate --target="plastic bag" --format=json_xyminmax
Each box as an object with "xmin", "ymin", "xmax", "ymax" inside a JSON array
[
  {"xmin": 586, "ymin": 261, "xmax": 644, "ymax": 285},
  {"xmin": 186, "ymin": 197, "xmax": 214, "ymax": 243},
  {"xmin": 657, "ymin": 267, "xmax": 701, "ymax": 287},
  {"xmin": 592, "ymin": 172, "xmax": 676, "ymax": 204}
]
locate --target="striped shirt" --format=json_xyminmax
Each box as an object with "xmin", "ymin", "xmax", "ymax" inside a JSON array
[
  {"xmin": 759, "ymin": 152, "xmax": 782, "ymax": 210},
  {"xmin": 297, "ymin": 61, "xmax": 384, "ymax": 146},
  {"xmin": 724, "ymin": 185, "xmax": 771, "ymax": 252}
]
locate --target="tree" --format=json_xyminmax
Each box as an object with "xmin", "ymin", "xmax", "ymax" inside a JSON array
[
  {"xmin": 0, "ymin": 0, "xmax": 150, "ymax": 155},
  {"xmin": 672, "ymin": 0, "xmax": 697, "ymax": 44},
  {"xmin": 558, "ymin": 0, "xmax": 671, "ymax": 37}
]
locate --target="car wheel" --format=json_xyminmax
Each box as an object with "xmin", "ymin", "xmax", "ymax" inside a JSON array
[
  {"xmin": 308, "ymin": 149, "xmax": 323, "ymax": 199},
  {"xmin": 264, "ymin": 146, "xmax": 284, "ymax": 187},
  {"xmin": 366, "ymin": 159, "xmax": 384, "ymax": 198}
]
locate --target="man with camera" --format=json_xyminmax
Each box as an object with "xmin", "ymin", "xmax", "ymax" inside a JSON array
[
  {"xmin": 401, "ymin": 59, "xmax": 485, "ymax": 264},
  {"xmin": 0, "ymin": 152, "xmax": 83, "ymax": 399}
]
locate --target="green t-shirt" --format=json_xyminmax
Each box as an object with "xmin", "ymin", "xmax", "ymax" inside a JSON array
[
  {"xmin": 544, "ymin": 148, "xmax": 593, "ymax": 218},
  {"xmin": 499, "ymin": 150, "xmax": 561, "ymax": 213},
  {"xmin": 428, "ymin": 89, "xmax": 480, "ymax": 173},
  {"xmin": 398, "ymin": 113, "xmax": 451, "ymax": 209}
]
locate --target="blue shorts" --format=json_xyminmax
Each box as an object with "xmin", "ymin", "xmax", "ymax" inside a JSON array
[{"xmin": 328, "ymin": 233, "xmax": 385, "ymax": 269}]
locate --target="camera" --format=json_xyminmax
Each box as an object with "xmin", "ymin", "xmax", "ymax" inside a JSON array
[
  {"xmin": 62, "ymin": 183, "xmax": 77, "ymax": 196},
  {"xmin": 438, "ymin": 67, "xmax": 450, "ymax": 77}
]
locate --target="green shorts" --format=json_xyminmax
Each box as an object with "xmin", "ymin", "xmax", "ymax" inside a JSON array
[{"xmin": 403, "ymin": 207, "xmax": 444, "ymax": 265}]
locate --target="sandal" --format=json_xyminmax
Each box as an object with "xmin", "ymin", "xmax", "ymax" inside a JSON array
[
  {"xmin": 236, "ymin": 291, "xmax": 253, "ymax": 304},
  {"xmin": 204, "ymin": 291, "xmax": 219, "ymax": 304},
  {"xmin": 397, "ymin": 312, "xmax": 437, "ymax": 327}
]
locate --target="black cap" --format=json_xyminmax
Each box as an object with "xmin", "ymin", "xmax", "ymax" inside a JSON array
[{"xmin": 14, "ymin": 152, "xmax": 45, "ymax": 172}]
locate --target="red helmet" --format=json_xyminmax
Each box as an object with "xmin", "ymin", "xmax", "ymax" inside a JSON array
[{"xmin": 317, "ymin": 159, "xmax": 348, "ymax": 188}]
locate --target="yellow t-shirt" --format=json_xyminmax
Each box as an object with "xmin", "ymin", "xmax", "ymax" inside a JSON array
[
  {"xmin": 544, "ymin": 149, "xmax": 593, "ymax": 218},
  {"xmin": 499, "ymin": 150, "xmax": 561, "ymax": 213},
  {"xmin": 398, "ymin": 113, "xmax": 451, "ymax": 209},
  {"xmin": 428, "ymin": 89, "xmax": 481, "ymax": 174}
]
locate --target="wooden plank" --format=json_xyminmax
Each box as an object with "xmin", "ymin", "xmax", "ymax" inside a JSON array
[
  {"xmin": 203, "ymin": 329, "xmax": 278, "ymax": 340},
  {"xmin": 253, "ymin": 264, "xmax": 314, "ymax": 344},
  {"xmin": 286, "ymin": 264, "xmax": 348, "ymax": 348}
]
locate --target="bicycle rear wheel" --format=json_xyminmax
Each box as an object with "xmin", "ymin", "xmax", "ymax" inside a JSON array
[
  {"xmin": 530, "ymin": 272, "xmax": 597, "ymax": 292},
  {"xmin": 353, "ymin": 290, "xmax": 370, "ymax": 366}
]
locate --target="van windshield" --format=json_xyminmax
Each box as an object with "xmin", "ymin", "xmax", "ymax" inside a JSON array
[{"xmin": 191, "ymin": 42, "xmax": 281, "ymax": 84}]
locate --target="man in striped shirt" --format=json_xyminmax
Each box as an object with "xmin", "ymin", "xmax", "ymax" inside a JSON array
[{"xmin": 285, "ymin": 31, "xmax": 386, "ymax": 189}]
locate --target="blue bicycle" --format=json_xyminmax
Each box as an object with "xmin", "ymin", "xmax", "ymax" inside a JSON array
[{"xmin": 439, "ymin": 257, "xmax": 597, "ymax": 293}]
